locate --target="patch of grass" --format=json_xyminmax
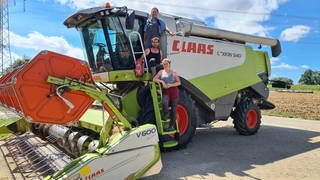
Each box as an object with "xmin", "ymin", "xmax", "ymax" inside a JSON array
[
  {"xmin": 291, "ymin": 84, "xmax": 320, "ymax": 92},
  {"xmin": 268, "ymin": 84, "xmax": 320, "ymax": 93}
]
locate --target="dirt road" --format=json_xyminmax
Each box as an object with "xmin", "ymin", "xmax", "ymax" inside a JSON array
[{"xmin": 145, "ymin": 116, "xmax": 320, "ymax": 180}]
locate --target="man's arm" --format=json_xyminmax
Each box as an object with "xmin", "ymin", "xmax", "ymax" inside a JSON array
[
  {"xmin": 160, "ymin": 50, "xmax": 163, "ymax": 61},
  {"xmin": 138, "ymin": 48, "xmax": 150, "ymax": 61},
  {"xmin": 166, "ymin": 26, "xmax": 174, "ymax": 36},
  {"xmin": 159, "ymin": 19, "xmax": 174, "ymax": 36}
]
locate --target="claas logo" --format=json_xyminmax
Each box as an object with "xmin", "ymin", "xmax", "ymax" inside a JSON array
[{"xmin": 172, "ymin": 40, "xmax": 214, "ymax": 55}]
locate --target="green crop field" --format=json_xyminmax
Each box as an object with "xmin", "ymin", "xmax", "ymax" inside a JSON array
[
  {"xmin": 268, "ymin": 84, "xmax": 320, "ymax": 93},
  {"xmin": 290, "ymin": 84, "xmax": 320, "ymax": 92}
]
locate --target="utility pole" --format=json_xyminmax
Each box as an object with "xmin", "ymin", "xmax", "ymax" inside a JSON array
[{"xmin": 0, "ymin": 0, "xmax": 12, "ymax": 74}]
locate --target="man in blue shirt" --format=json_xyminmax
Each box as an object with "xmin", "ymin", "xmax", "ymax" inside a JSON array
[{"xmin": 144, "ymin": 7, "xmax": 174, "ymax": 48}]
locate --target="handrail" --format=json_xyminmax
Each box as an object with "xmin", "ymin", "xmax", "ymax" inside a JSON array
[{"xmin": 128, "ymin": 31, "xmax": 149, "ymax": 71}]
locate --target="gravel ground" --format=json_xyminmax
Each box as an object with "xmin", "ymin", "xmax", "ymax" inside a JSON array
[
  {"xmin": 1, "ymin": 115, "xmax": 320, "ymax": 179},
  {"xmin": 145, "ymin": 115, "xmax": 320, "ymax": 180}
]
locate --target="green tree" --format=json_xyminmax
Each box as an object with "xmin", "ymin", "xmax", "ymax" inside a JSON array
[
  {"xmin": 4, "ymin": 56, "xmax": 30, "ymax": 73},
  {"xmin": 315, "ymin": 71, "xmax": 320, "ymax": 85},
  {"xmin": 299, "ymin": 69, "xmax": 317, "ymax": 85}
]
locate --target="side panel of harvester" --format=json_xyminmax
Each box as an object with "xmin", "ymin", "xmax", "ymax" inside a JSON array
[{"xmin": 166, "ymin": 35, "xmax": 270, "ymax": 100}]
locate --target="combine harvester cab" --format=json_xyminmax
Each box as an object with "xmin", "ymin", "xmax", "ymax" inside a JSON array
[{"xmin": 0, "ymin": 51, "xmax": 161, "ymax": 179}]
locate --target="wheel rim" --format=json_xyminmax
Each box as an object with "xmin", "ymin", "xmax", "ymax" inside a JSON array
[
  {"xmin": 176, "ymin": 104, "xmax": 189, "ymax": 136},
  {"xmin": 247, "ymin": 109, "xmax": 258, "ymax": 128}
]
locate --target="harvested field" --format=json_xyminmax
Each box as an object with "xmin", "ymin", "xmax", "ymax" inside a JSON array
[{"xmin": 262, "ymin": 91, "xmax": 320, "ymax": 120}]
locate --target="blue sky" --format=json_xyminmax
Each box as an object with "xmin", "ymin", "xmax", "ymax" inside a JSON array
[{"xmin": 8, "ymin": 0, "xmax": 320, "ymax": 83}]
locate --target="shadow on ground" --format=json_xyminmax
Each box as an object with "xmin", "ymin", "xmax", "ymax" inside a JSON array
[{"xmin": 144, "ymin": 124, "xmax": 320, "ymax": 179}]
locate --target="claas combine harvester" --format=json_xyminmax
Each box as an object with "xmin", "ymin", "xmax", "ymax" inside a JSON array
[{"xmin": 0, "ymin": 3, "xmax": 280, "ymax": 179}]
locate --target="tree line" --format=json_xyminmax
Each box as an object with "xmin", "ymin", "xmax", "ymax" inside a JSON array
[
  {"xmin": 272, "ymin": 69, "xmax": 320, "ymax": 85},
  {"xmin": 298, "ymin": 69, "xmax": 320, "ymax": 85}
]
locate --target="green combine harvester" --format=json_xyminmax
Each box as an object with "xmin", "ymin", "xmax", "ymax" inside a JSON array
[{"xmin": 0, "ymin": 3, "xmax": 280, "ymax": 179}]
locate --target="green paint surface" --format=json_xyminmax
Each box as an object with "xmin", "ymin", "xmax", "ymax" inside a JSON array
[
  {"xmin": 107, "ymin": 70, "xmax": 152, "ymax": 82},
  {"xmin": 0, "ymin": 117, "xmax": 21, "ymax": 128},
  {"xmin": 189, "ymin": 46, "xmax": 270, "ymax": 100},
  {"xmin": 121, "ymin": 87, "xmax": 140, "ymax": 118},
  {"xmin": 0, "ymin": 126, "xmax": 13, "ymax": 140},
  {"xmin": 79, "ymin": 109, "xmax": 107, "ymax": 132}
]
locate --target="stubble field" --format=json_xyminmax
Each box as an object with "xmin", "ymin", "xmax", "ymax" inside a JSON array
[{"xmin": 262, "ymin": 91, "xmax": 320, "ymax": 120}]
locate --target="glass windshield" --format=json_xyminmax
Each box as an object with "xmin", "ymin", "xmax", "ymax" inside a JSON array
[{"xmin": 80, "ymin": 15, "xmax": 144, "ymax": 73}]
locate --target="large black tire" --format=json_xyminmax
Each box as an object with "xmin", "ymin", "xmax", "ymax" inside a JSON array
[
  {"xmin": 231, "ymin": 100, "xmax": 261, "ymax": 135},
  {"xmin": 136, "ymin": 85, "xmax": 156, "ymax": 125},
  {"xmin": 174, "ymin": 88, "xmax": 198, "ymax": 148}
]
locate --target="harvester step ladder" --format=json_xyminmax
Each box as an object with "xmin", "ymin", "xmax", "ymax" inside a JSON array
[
  {"xmin": 154, "ymin": 83, "xmax": 178, "ymax": 131},
  {"xmin": 151, "ymin": 82, "xmax": 179, "ymax": 148}
]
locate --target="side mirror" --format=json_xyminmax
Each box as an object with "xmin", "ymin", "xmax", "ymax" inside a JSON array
[{"xmin": 125, "ymin": 10, "xmax": 135, "ymax": 29}]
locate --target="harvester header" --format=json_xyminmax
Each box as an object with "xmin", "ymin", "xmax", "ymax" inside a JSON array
[{"xmin": 0, "ymin": 51, "xmax": 94, "ymax": 125}]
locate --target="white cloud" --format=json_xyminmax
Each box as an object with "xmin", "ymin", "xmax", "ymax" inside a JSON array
[
  {"xmin": 270, "ymin": 57, "xmax": 279, "ymax": 65},
  {"xmin": 54, "ymin": 0, "xmax": 102, "ymax": 9},
  {"xmin": 301, "ymin": 65, "xmax": 310, "ymax": 69},
  {"xmin": 280, "ymin": 25, "xmax": 311, "ymax": 42},
  {"xmin": 54, "ymin": 0, "xmax": 288, "ymax": 36},
  {"xmin": 10, "ymin": 31, "xmax": 84, "ymax": 59},
  {"xmin": 272, "ymin": 62, "xmax": 298, "ymax": 70}
]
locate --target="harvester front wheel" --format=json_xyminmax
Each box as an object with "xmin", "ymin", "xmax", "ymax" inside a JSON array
[
  {"xmin": 175, "ymin": 89, "xmax": 197, "ymax": 148},
  {"xmin": 231, "ymin": 100, "xmax": 261, "ymax": 135}
]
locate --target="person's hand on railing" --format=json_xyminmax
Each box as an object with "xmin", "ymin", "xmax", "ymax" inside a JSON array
[{"xmin": 168, "ymin": 31, "xmax": 174, "ymax": 36}]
